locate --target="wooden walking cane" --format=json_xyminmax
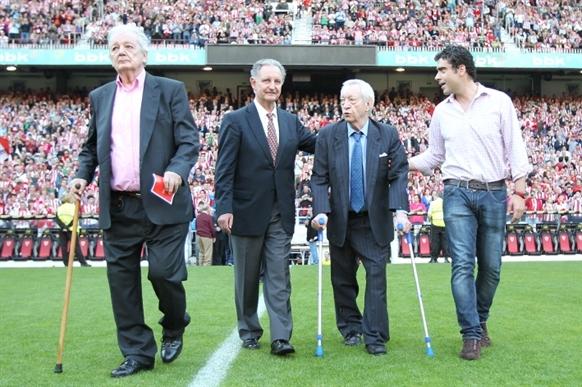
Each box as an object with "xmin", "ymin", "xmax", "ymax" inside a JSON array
[{"xmin": 54, "ymin": 199, "xmax": 80, "ymax": 373}]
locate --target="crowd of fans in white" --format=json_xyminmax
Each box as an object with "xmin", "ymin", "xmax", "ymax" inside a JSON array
[
  {"xmin": 1, "ymin": 88, "xmax": 581, "ymax": 223},
  {"xmin": 0, "ymin": 0, "xmax": 580, "ymax": 50}
]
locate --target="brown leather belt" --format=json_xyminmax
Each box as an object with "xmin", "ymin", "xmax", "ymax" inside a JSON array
[
  {"xmin": 444, "ymin": 179, "xmax": 506, "ymax": 191},
  {"xmin": 112, "ymin": 191, "xmax": 142, "ymax": 199}
]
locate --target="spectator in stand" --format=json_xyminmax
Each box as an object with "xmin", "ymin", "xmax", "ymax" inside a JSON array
[
  {"xmin": 195, "ymin": 203, "xmax": 215, "ymax": 266},
  {"xmin": 409, "ymin": 193, "xmax": 427, "ymax": 225}
]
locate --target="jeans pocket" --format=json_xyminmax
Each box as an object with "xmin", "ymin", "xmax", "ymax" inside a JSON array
[{"xmin": 486, "ymin": 189, "xmax": 508, "ymax": 205}]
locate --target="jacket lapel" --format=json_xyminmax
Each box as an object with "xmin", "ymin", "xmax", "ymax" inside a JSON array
[
  {"xmin": 365, "ymin": 121, "xmax": 381, "ymax": 205},
  {"xmin": 333, "ymin": 121, "xmax": 349, "ymax": 202},
  {"xmin": 140, "ymin": 73, "xmax": 160, "ymax": 166},
  {"xmin": 97, "ymin": 82, "xmax": 116, "ymax": 162},
  {"xmin": 274, "ymin": 107, "xmax": 286, "ymax": 167}
]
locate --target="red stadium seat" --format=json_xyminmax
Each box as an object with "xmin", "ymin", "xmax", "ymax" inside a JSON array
[
  {"xmin": 557, "ymin": 227, "xmax": 575, "ymax": 254},
  {"xmin": 78, "ymin": 235, "xmax": 90, "ymax": 259},
  {"xmin": 399, "ymin": 234, "xmax": 411, "ymax": 258},
  {"xmin": 94, "ymin": 235, "xmax": 105, "ymax": 260},
  {"xmin": 35, "ymin": 236, "xmax": 54, "ymax": 261},
  {"xmin": 417, "ymin": 233, "xmax": 431, "ymax": 258},
  {"xmin": 1, "ymin": 236, "xmax": 16, "ymax": 260},
  {"xmin": 576, "ymin": 230, "xmax": 582, "ymax": 254},
  {"xmin": 16, "ymin": 236, "xmax": 34, "ymax": 260}
]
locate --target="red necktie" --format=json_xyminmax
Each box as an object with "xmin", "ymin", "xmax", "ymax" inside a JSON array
[{"xmin": 266, "ymin": 113, "xmax": 278, "ymax": 162}]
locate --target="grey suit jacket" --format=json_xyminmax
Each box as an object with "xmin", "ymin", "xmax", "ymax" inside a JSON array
[
  {"xmin": 311, "ymin": 119, "xmax": 409, "ymax": 247},
  {"xmin": 76, "ymin": 73, "xmax": 199, "ymax": 229}
]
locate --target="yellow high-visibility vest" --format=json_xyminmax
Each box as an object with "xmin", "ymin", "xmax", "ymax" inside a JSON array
[
  {"xmin": 427, "ymin": 198, "xmax": 445, "ymax": 228},
  {"xmin": 56, "ymin": 202, "xmax": 79, "ymax": 232}
]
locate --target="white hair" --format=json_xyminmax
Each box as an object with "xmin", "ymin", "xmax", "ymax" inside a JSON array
[
  {"xmin": 107, "ymin": 23, "xmax": 149, "ymax": 55},
  {"xmin": 341, "ymin": 79, "xmax": 375, "ymax": 105}
]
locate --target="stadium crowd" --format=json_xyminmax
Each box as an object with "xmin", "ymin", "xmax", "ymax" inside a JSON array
[
  {"xmin": 1, "ymin": 89, "xmax": 581, "ymax": 225},
  {"xmin": 499, "ymin": 0, "xmax": 582, "ymax": 51},
  {"xmin": 310, "ymin": 0, "xmax": 505, "ymax": 49},
  {"xmin": 1, "ymin": 0, "xmax": 580, "ymax": 50}
]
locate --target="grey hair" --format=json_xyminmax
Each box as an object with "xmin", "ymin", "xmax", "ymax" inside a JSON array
[
  {"xmin": 250, "ymin": 58, "xmax": 286, "ymax": 81},
  {"xmin": 108, "ymin": 23, "xmax": 150, "ymax": 55},
  {"xmin": 341, "ymin": 79, "xmax": 375, "ymax": 105}
]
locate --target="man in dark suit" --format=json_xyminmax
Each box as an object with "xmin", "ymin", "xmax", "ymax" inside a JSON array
[
  {"xmin": 215, "ymin": 58, "xmax": 316, "ymax": 356},
  {"xmin": 70, "ymin": 24, "xmax": 199, "ymax": 377},
  {"xmin": 311, "ymin": 79, "xmax": 411, "ymax": 356}
]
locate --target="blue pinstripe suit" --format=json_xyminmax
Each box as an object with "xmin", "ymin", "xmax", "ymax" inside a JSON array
[{"xmin": 311, "ymin": 118, "xmax": 409, "ymax": 346}]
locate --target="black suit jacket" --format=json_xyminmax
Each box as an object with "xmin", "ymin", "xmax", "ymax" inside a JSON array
[
  {"xmin": 215, "ymin": 103, "xmax": 316, "ymax": 236},
  {"xmin": 311, "ymin": 119, "xmax": 409, "ymax": 247},
  {"xmin": 76, "ymin": 73, "xmax": 199, "ymax": 229}
]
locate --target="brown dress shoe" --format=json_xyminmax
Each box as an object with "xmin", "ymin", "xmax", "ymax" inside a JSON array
[
  {"xmin": 480, "ymin": 322, "xmax": 491, "ymax": 347},
  {"xmin": 460, "ymin": 339, "xmax": 480, "ymax": 360}
]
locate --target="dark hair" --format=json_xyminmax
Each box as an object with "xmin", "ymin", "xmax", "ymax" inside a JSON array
[{"xmin": 435, "ymin": 46, "xmax": 477, "ymax": 81}]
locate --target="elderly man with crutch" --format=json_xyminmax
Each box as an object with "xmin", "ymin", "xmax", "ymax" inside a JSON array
[{"xmin": 311, "ymin": 79, "xmax": 411, "ymax": 356}]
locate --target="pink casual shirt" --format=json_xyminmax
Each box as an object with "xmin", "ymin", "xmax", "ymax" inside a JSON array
[
  {"xmin": 412, "ymin": 83, "xmax": 532, "ymax": 183},
  {"xmin": 110, "ymin": 70, "xmax": 145, "ymax": 191}
]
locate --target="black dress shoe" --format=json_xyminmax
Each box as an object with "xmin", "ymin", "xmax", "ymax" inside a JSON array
[
  {"xmin": 366, "ymin": 344, "xmax": 387, "ymax": 356},
  {"xmin": 271, "ymin": 339, "xmax": 295, "ymax": 356},
  {"xmin": 344, "ymin": 333, "xmax": 362, "ymax": 346},
  {"xmin": 161, "ymin": 335, "xmax": 183, "ymax": 363},
  {"xmin": 111, "ymin": 358, "xmax": 154, "ymax": 378},
  {"xmin": 242, "ymin": 338, "xmax": 260, "ymax": 349}
]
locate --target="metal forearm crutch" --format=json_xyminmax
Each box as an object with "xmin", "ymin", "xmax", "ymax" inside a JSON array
[
  {"xmin": 398, "ymin": 224, "xmax": 435, "ymax": 357},
  {"xmin": 315, "ymin": 218, "xmax": 325, "ymax": 358},
  {"xmin": 54, "ymin": 199, "xmax": 80, "ymax": 373}
]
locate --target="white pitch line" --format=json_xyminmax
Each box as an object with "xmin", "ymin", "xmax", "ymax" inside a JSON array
[{"xmin": 189, "ymin": 296, "xmax": 267, "ymax": 387}]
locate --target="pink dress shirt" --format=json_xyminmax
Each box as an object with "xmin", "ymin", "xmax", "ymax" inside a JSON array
[
  {"xmin": 412, "ymin": 83, "xmax": 531, "ymax": 183},
  {"xmin": 110, "ymin": 71, "xmax": 145, "ymax": 192}
]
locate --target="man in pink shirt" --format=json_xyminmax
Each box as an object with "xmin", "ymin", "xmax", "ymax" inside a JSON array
[
  {"xmin": 71, "ymin": 24, "xmax": 198, "ymax": 377},
  {"xmin": 410, "ymin": 46, "xmax": 531, "ymax": 361}
]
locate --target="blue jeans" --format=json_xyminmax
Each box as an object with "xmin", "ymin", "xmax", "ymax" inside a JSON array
[
  {"xmin": 443, "ymin": 185, "xmax": 507, "ymax": 340},
  {"xmin": 308, "ymin": 241, "xmax": 319, "ymax": 265}
]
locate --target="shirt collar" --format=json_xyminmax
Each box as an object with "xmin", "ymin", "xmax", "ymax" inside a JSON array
[
  {"xmin": 116, "ymin": 70, "xmax": 146, "ymax": 92},
  {"xmin": 445, "ymin": 82, "xmax": 490, "ymax": 104},
  {"xmin": 347, "ymin": 119, "xmax": 369, "ymax": 138},
  {"xmin": 254, "ymin": 99, "xmax": 277, "ymax": 119}
]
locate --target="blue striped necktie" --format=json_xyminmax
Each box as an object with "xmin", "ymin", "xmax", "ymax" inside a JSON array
[{"xmin": 350, "ymin": 131, "xmax": 364, "ymax": 212}]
